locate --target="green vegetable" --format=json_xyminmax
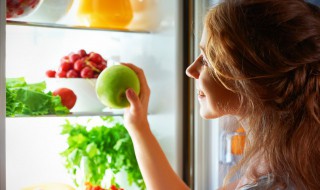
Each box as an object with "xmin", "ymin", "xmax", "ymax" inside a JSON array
[
  {"xmin": 60, "ymin": 116, "xmax": 146, "ymax": 189},
  {"xmin": 6, "ymin": 77, "xmax": 69, "ymax": 116}
]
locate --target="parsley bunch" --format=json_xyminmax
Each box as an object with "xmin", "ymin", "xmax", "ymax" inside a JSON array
[{"xmin": 60, "ymin": 116, "xmax": 145, "ymax": 189}]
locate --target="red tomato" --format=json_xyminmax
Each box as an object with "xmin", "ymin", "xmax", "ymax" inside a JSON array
[
  {"xmin": 53, "ymin": 88, "xmax": 77, "ymax": 110},
  {"xmin": 109, "ymin": 185, "xmax": 118, "ymax": 190}
]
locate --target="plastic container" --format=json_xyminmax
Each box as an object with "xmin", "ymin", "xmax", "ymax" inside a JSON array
[
  {"xmin": 76, "ymin": 0, "xmax": 133, "ymax": 29},
  {"xmin": 10, "ymin": 0, "xmax": 74, "ymax": 23},
  {"xmin": 6, "ymin": 0, "xmax": 42, "ymax": 19}
]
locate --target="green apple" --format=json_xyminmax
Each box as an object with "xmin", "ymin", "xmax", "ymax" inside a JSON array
[{"xmin": 95, "ymin": 65, "xmax": 140, "ymax": 109}]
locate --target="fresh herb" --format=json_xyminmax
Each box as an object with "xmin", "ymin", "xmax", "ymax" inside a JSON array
[
  {"xmin": 60, "ymin": 116, "xmax": 146, "ymax": 190},
  {"xmin": 6, "ymin": 77, "xmax": 69, "ymax": 116}
]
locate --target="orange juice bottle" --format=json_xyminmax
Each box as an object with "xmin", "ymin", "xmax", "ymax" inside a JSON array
[
  {"xmin": 77, "ymin": 0, "xmax": 133, "ymax": 29},
  {"xmin": 231, "ymin": 126, "xmax": 246, "ymax": 155}
]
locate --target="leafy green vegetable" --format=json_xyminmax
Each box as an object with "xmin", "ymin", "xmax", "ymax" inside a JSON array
[
  {"xmin": 6, "ymin": 77, "xmax": 69, "ymax": 116},
  {"xmin": 60, "ymin": 116, "xmax": 146, "ymax": 190}
]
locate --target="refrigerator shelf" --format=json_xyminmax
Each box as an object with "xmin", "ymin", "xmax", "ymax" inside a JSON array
[
  {"xmin": 6, "ymin": 110, "xmax": 126, "ymax": 118},
  {"xmin": 6, "ymin": 20, "xmax": 151, "ymax": 34}
]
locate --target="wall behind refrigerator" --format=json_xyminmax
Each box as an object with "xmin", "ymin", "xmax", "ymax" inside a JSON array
[{"xmin": 5, "ymin": 0, "xmax": 184, "ymax": 189}]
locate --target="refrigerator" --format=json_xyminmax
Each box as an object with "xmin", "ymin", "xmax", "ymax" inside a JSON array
[{"xmin": 1, "ymin": 0, "xmax": 187, "ymax": 189}]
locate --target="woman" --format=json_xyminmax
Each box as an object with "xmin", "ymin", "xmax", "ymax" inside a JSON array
[{"xmin": 122, "ymin": 0, "xmax": 320, "ymax": 189}]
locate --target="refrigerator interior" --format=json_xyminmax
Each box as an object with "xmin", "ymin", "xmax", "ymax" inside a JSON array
[{"xmin": 4, "ymin": 0, "xmax": 184, "ymax": 189}]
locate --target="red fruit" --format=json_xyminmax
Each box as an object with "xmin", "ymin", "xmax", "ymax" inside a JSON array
[
  {"xmin": 74, "ymin": 58, "xmax": 86, "ymax": 71},
  {"xmin": 96, "ymin": 63, "xmax": 106, "ymax": 71},
  {"xmin": 60, "ymin": 55, "xmax": 70, "ymax": 63},
  {"xmin": 80, "ymin": 67, "xmax": 94, "ymax": 78},
  {"xmin": 92, "ymin": 187, "xmax": 102, "ymax": 190},
  {"xmin": 59, "ymin": 62, "xmax": 73, "ymax": 72},
  {"xmin": 46, "ymin": 70, "xmax": 56, "ymax": 78},
  {"xmin": 89, "ymin": 52, "xmax": 103, "ymax": 63},
  {"xmin": 56, "ymin": 70, "xmax": 67, "ymax": 78},
  {"xmin": 53, "ymin": 88, "xmax": 77, "ymax": 110},
  {"xmin": 69, "ymin": 53, "xmax": 81, "ymax": 63},
  {"xmin": 66, "ymin": 69, "xmax": 79, "ymax": 78},
  {"xmin": 78, "ymin": 49, "xmax": 87, "ymax": 57},
  {"xmin": 86, "ymin": 61, "xmax": 100, "ymax": 72},
  {"xmin": 93, "ymin": 73, "xmax": 100, "ymax": 78}
]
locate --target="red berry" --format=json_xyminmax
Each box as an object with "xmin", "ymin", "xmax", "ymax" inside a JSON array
[
  {"xmin": 86, "ymin": 61, "xmax": 100, "ymax": 72},
  {"xmin": 69, "ymin": 53, "xmax": 81, "ymax": 63},
  {"xmin": 80, "ymin": 67, "xmax": 94, "ymax": 78},
  {"xmin": 60, "ymin": 55, "xmax": 70, "ymax": 63},
  {"xmin": 74, "ymin": 58, "xmax": 86, "ymax": 71},
  {"xmin": 56, "ymin": 70, "xmax": 67, "ymax": 78},
  {"xmin": 89, "ymin": 52, "xmax": 103, "ymax": 63},
  {"xmin": 96, "ymin": 63, "xmax": 106, "ymax": 71},
  {"xmin": 59, "ymin": 62, "xmax": 72, "ymax": 72},
  {"xmin": 78, "ymin": 49, "xmax": 87, "ymax": 57},
  {"xmin": 66, "ymin": 69, "xmax": 79, "ymax": 78},
  {"xmin": 45, "ymin": 70, "xmax": 56, "ymax": 78}
]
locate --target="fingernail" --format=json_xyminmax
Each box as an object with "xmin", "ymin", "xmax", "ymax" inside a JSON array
[{"xmin": 127, "ymin": 88, "xmax": 134, "ymax": 96}]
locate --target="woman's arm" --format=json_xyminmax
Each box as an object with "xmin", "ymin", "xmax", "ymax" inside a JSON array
[{"xmin": 122, "ymin": 63, "xmax": 189, "ymax": 190}]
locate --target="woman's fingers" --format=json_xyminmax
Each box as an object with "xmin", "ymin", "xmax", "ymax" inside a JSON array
[
  {"xmin": 126, "ymin": 88, "xmax": 140, "ymax": 113},
  {"xmin": 121, "ymin": 63, "xmax": 150, "ymax": 99}
]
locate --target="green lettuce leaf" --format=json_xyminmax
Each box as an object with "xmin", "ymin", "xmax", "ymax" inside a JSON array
[{"xmin": 6, "ymin": 77, "xmax": 69, "ymax": 116}]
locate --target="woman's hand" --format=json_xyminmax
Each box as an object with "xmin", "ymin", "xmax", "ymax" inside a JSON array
[{"xmin": 122, "ymin": 63, "xmax": 151, "ymax": 134}]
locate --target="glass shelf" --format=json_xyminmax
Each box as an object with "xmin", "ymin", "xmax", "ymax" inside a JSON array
[
  {"xmin": 6, "ymin": 20, "xmax": 150, "ymax": 34},
  {"xmin": 6, "ymin": 110, "xmax": 125, "ymax": 118}
]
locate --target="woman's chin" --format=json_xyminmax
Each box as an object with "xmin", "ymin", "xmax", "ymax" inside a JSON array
[{"xmin": 200, "ymin": 110, "xmax": 221, "ymax": 120}]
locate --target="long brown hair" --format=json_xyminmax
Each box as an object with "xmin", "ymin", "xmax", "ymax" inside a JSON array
[{"xmin": 205, "ymin": 0, "xmax": 320, "ymax": 189}]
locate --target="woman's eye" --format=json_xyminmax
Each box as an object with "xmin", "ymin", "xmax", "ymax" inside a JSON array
[{"xmin": 201, "ymin": 56, "xmax": 208, "ymax": 66}]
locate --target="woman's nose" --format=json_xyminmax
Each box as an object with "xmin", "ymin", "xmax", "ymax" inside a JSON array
[{"xmin": 186, "ymin": 56, "xmax": 201, "ymax": 79}]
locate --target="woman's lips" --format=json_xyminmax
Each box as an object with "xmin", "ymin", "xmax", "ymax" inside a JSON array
[{"xmin": 197, "ymin": 90, "xmax": 205, "ymax": 100}]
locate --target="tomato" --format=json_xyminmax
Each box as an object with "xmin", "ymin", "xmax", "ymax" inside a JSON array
[{"xmin": 53, "ymin": 88, "xmax": 77, "ymax": 110}]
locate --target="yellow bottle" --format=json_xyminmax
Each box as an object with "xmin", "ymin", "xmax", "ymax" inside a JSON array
[{"xmin": 77, "ymin": 0, "xmax": 133, "ymax": 29}]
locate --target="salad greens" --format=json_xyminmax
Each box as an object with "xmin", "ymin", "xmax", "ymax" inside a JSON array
[
  {"xmin": 60, "ymin": 116, "xmax": 146, "ymax": 190},
  {"xmin": 6, "ymin": 77, "xmax": 69, "ymax": 116}
]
